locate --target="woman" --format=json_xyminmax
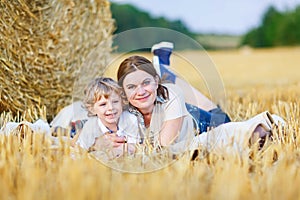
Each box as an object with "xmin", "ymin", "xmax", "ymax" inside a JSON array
[
  {"xmin": 117, "ymin": 55, "xmax": 196, "ymax": 154},
  {"xmin": 116, "ymin": 55, "xmax": 285, "ymax": 154}
]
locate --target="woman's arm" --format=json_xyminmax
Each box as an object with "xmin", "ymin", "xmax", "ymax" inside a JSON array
[
  {"xmin": 157, "ymin": 84, "xmax": 194, "ymax": 147},
  {"xmin": 159, "ymin": 117, "xmax": 183, "ymax": 146}
]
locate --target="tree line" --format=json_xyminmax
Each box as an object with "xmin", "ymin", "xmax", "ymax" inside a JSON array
[
  {"xmin": 110, "ymin": 3, "xmax": 203, "ymax": 51},
  {"xmin": 110, "ymin": 3, "xmax": 196, "ymax": 38},
  {"xmin": 241, "ymin": 5, "xmax": 300, "ymax": 47},
  {"xmin": 111, "ymin": 3, "xmax": 300, "ymax": 49}
]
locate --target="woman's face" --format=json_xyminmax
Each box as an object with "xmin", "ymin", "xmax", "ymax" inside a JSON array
[{"xmin": 122, "ymin": 70, "xmax": 158, "ymax": 114}]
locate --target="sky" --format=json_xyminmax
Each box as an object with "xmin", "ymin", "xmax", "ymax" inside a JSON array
[{"xmin": 110, "ymin": 0, "xmax": 300, "ymax": 35}]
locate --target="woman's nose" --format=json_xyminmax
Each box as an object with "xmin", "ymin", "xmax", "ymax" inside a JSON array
[{"xmin": 136, "ymin": 85, "xmax": 146, "ymax": 94}]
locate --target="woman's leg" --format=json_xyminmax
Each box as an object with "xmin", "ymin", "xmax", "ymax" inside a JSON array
[
  {"xmin": 152, "ymin": 41, "xmax": 231, "ymax": 130},
  {"xmin": 186, "ymin": 103, "xmax": 231, "ymax": 134},
  {"xmin": 190, "ymin": 111, "xmax": 284, "ymax": 152},
  {"xmin": 151, "ymin": 41, "xmax": 219, "ymax": 111}
]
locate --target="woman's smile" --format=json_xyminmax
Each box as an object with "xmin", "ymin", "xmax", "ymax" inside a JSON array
[
  {"xmin": 135, "ymin": 93, "xmax": 150, "ymax": 101},
  {"xmin": 123, "ymin": 70, "xmax": 158, "ymax": 114}
]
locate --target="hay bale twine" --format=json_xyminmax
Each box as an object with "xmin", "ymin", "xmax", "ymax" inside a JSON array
[{"xmin": 0, "ymin": 0, "xmax": 114, "ymax": 120}]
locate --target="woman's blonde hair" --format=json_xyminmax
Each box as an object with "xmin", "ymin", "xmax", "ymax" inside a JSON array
[{"xmin": 83, "ymin": 77, "xmax": 125, "ymax": 116}]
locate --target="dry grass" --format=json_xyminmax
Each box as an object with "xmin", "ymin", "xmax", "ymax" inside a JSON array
[
  {"xmin": 0, "ymin": 47, "xmax": 300, "ymax": 199},
  {"xmin": 0, "ymin": 0, "xmax": 114, "ymax": 120}
]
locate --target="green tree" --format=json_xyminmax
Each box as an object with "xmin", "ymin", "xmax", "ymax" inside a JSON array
[
  {"xmin": 260, "ymin": 6, "xmax": 283, "ymax": 46},
  {"xmin": 110, "ymin": 3, "xmax": 198, "ymax": 51},
  {"xmin": 241, "ymin": 5, "xmax": 300, "ymax": 47},
  {"xmin": 110, "ymin": 3, "xmax": 195, "ymax": 37},
  {"xmin": 278, "ymin": 6, "xmax": 300, "ymax": 45}
]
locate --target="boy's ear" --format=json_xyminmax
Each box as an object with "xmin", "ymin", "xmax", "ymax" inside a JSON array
[{"xmin": 89, "ymin": 106, "xmax": 97, "ymax": 116}]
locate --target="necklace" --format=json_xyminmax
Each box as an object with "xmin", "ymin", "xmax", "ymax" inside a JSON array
[{"xmin": 106, "ymin": 126, "xmax": 119, "ymax": 134}]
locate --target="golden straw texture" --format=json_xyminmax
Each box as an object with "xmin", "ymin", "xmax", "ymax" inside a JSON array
[{"xmin": 0, "ymin": 0, "xmax": 114, "ymax": 120}]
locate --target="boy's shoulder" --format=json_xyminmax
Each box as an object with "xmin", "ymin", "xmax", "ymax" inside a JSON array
[
  {"xmin": 120, "ymin": 110, "xmax": 136, "ymax": 119},
  {"xmin": 119, "ymin": 110, "xmax": 137, "ymax": 124},
  {"xmin": 85, "ymin": 116, "xmax": 98, "ymax": 124},
  {"xmin": 81, "ymin": 116, "xmax": 100, "ymax": 131}
]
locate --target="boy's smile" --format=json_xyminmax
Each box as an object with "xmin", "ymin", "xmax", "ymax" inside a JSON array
[{"xmin": 92, "ymin": 91, "xmax": 123, "ymax": 130}]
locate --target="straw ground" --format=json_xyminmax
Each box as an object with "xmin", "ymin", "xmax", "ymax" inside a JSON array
[{"xmin": 0, "ymin": 47, "xmax": 300, "ymax": 199}]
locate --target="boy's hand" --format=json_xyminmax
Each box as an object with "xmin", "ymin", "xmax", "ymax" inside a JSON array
[
  {"xmin": 105, "ymin": 133, "xmax": 126, "ymax": 147},
  {"xmin": 91, "ymin": 133, "xmax": 126, "ymax": 152}
]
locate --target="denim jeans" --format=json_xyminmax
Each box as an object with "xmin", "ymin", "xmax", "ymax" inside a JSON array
[{"xmin": 186, "ymin": 103, "xmax": 231, "ymax": 134}]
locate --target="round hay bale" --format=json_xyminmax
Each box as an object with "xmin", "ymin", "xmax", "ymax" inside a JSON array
[{"xmin": 0, "ymin": 0, "xmax": 114, "ymax": 120}]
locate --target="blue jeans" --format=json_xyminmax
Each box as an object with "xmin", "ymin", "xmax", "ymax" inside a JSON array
[{"xmin": 186, "ymin": 103, "xmax": 231, "ymax": 134}]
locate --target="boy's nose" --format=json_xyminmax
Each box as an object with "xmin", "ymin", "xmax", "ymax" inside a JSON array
[{"xmin": 107, "ymin": 101, "xmax": 113, "ymax": 110}]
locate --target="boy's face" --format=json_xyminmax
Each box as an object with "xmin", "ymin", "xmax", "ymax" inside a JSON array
[{"xmin": 92, "ymin": 91, "xmax": 123, "ymax": 128}]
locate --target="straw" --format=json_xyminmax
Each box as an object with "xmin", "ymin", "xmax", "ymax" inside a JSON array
[{"xmin": 0, "ymin": 0, "xmax": 114, "ymax": 120}]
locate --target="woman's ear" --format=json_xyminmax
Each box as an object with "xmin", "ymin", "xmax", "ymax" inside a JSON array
[
  {"xmin": 154, "ymin": 75, "xmax": 160, "ymax": 84},
  {"xmin": 154, "ymin": 75, "xmax": 160, "ymax": 89}
]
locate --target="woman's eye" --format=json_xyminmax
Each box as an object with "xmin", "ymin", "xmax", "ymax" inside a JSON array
[
  {"xmin": 127, "ymin": 85, "xmax": 136, "ymax": 90},
  {"xmin": 142, "ymin": 80, "xmax": 151, "ymax": 86},
  {"xmin": 113, "ymin": 100, "xmax": 119, "ymax": 104}
]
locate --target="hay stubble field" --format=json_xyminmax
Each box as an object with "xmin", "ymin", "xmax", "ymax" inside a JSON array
[{"xmin": 1, "ymin": 47, "xmax": 300, "ymax": 200}]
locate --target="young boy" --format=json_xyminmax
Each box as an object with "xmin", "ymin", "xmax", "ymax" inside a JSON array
[{"xmin": 76, "ymin": 77, "xmax": 138, "ymax": 155}]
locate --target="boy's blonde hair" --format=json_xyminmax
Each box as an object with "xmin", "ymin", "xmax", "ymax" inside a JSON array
[{"xmin": 83, "ymin": 77, "xmax": 125, "ymax": 117}]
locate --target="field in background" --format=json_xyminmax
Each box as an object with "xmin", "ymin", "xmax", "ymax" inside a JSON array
[
  {"xmin": 1, "ymin": 47, "xmax": 300, "ymax": 199},
  {"xmin": 196, "ymin": 34, "xmax": 241, "ymax": 49},
  {"xmin": 106, "ymin": 47, "xmax": 300, "ymax": 117},
  {"xmin": 210, "ymin": 47, "xmax": 300, "ymax": 88}
]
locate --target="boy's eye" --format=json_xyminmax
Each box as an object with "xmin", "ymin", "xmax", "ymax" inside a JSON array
[
  {"xmin": 113, "ymin": 100, "xmax": 120, "ymax": 104},
  {"xmin": 99, "ymin": 103, "xmax": 106, "ymax": 107}
]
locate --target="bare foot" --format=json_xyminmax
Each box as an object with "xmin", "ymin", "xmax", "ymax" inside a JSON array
[{"xmin": 250, "ymin": 124, "xmax": 272, "ymax": 148}]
